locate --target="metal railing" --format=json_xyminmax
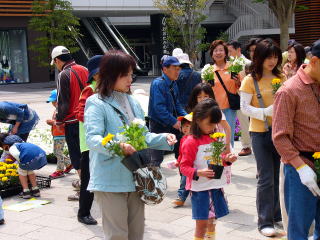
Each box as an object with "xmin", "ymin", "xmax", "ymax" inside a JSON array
[{"xmin": 224, "ymin": 0, "xmax": 294, "ymax": 40}]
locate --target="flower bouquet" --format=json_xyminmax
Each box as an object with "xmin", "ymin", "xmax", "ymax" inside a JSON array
[
  {"xmin": 227, "ymin": 57, "xmax": 245, "ymax": 79},
  {"xmin": 312, "ymin": 152, "xmax": 320, "ymax": 188},
  {"xmin": 101, "ymin": 118, "xmax": 150, "ymax": 171},
  {"xmin": 206, "ymin": 132, "xmax": 226, "ymax": 179},
  {"xmin": 271, "ymin": 78, "xmax": 282, "ymax": 94},
  {"xmin": 201, "ymin": 64, "xmax": 215, "ymax": 86},
  {"xmin": 234, "ymin": 117, "xmax": 241, "ymax": 141}
]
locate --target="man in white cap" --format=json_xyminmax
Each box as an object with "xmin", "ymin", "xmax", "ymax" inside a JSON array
[{"xmin": 51, "ymin": 46, "xmax": 88, "ymax": 201}]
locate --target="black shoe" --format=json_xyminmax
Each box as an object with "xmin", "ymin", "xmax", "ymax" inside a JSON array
[
  {"xmin": 23, "ymin": 190, "xmax": 32, "ymax": 199},
  {"xmin": 77, "ymin": 215, "xmax": 97, "ymax": 225},
  {"xmin": 0, "ymin": 219, "xmax": 4, "ymax": 225},
  {"xmin": 31, "ymin": 188, "xmax": 40, "ymax": 197}
]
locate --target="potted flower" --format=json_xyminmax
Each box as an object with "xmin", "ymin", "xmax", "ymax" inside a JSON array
[
  {"xmin": 206, "ymin": 132, "xmax": 226, "ymax": 179},
  {"xmin": 201, "ymin": 64, "xmax": 215, "ymax": 86},
  {"xmin": 101, "ymin": 118, "xmax": 149, "ymax": 171},
  {"xmin": 227, "ymin": 56, "xmax": 245, "ymax": 79},
  {"xmin": 271, "ymin": 78, "xmax": 282, "ymax": 94},
  {"xmin": 0, "ymin": 161, "xmax": 21, "ymax": 198},
  {"xmin": 234, "ymin": 117, "xmax": 241, "ymax": 141}
]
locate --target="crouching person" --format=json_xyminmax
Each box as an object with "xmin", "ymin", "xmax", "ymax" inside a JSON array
[{"xmin": 0, "ymin": 134, "xmax": 47, "ymax": 199}]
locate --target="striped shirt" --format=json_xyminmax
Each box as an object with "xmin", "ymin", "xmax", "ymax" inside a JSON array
[{"xmin": 272, "ymin": 65, "xmax": 320, "ymax": 168}]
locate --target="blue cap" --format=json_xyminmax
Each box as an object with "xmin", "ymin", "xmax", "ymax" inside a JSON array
[
  {"xmin": 3, "ymin": 135, "xmax": 23, "ymax": 145},
  {"xmin": 311, "ymin": 39, "xmax": 320, "ymax": 58},
  {"xmin": 162, "ymin": 56, "xmax": 181, "ymax": 68},
  {"xmin": 87, "ymin": 55, "xmax": 103, "ymax": 83},
  {"xmin": 46, "ymin": 89, "xmax": 57, "ymax": 103}
]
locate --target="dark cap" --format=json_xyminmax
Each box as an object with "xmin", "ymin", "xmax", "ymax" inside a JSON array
[
  {"xmin": 162, "ymin": 56, "xmax": 180, "ymax": 68},
  {"xmin": 311, "ymin": 39, "xmax": 320, "ymax": 58},
  {"xmin": 87, "ymin": 55, "xmax": 103, "ymax": 83}
]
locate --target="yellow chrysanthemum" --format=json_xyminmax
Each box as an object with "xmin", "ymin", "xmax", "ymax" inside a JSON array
[
  {"xmin": 210, "ymin": 132, "xmax": 226, "ymax": 139},
  {"xmin": 312, "ymin": 152, "xmax": 320, "ymax": 160},
  {"xmin": 13, "ymin": 164, "xmax": 18, "ymax": 168},
  {"xmin": 1, "ymin": 177, "xmax": 8, "ymax": 182},
  {"xmin": 0, "ymin": 167, "xmax": 5, "ymax": 171},
  {"xmin": 0, "ymin": 174, "xmax": 4, "ymax": 178},
  {"xmin": 272, "ymin": 78, "xmax": 281, "ymax": 85},
  {"xmin": 5, "ymin": 173, "xmax": 10, "ymax": 176},
  {"xmin": 0, "ymin": 162, "xmax": 3, "ymax": 166},
  {"xmin": 101, "ymin": 133, "xmax": 115, "ymax": 146}
]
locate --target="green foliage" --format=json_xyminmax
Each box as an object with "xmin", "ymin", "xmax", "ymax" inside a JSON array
[
  {"xmin": 215, "ymin": 31, "xmax": 229, "ymax": 42},
  {"xmin": 154, "ymin": 0, "xmax": 208, "ymax": 63},
  {"xmin": 121, "ymin": 123, "xmax": 148, "ymax": 151},
  {"xmin": 28, "ymin": 0, "xmax": 81, "ymax": 67}
]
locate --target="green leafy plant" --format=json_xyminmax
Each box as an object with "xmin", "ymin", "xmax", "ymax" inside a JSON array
[
  {"xmin": 227, "ymin": 57, "xmax": 245, "ymax": 74},
  {"xmin": 201, "ymin": 64, "xmax": 215, "ymax": 82},
  {"xmin": 313, "ymin": 152, "xmax": 320, "ymax": 187},
  {"xmin": 205, "ymin": 132, "xmax": 226, "ymax": 166}
]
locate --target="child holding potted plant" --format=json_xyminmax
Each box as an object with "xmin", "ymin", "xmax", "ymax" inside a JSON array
[{"xmin": 180, "ymin": 99, "xmax": 237, "ymax": 240}]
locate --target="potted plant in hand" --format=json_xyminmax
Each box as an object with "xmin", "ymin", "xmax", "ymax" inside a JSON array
[
  {"xmin": 227, "ymin": 56, "xmax": 245, "ymax": 79},
  {"xmin": 312, "ymin": 152, "xmax": 320, "ymax": 188},
  {"xmin": 206, "ymin": 132, "xmax": 226, "ymax": 179},
  {"xmin": 201, "ymin": 64, "xmax": 215, "ymax": 86}
]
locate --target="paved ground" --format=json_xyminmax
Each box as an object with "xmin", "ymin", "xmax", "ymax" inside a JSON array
[{"xmin": 0, "ymin": 79, "xmax": 285, "ymax": 240}]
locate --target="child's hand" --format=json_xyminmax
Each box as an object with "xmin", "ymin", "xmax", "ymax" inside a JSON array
[
  {"xmin": 46, "ymin": 119, "xmax": 55, "ymax": 125},
  {"xmin": 197, "ymin": 168, "xmax": 215, "ymax": 179},
  {"xmin": 174, "ymin": 161, "xmax": 179, "ymax": 167},
  {"xmin": 222, "ymin": 145, "xmax": 231, "ymax": 155},
  {"xmin": 223, "ymin": 153, "xmax": 237, "ymax": 165}
]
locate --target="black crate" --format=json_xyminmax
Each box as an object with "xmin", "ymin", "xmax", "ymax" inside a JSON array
[{"xmin": 36, "ymin": 175, "xmax": 51, "ymax": 189}]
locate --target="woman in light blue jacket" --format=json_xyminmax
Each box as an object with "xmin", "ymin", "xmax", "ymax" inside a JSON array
[{"xmin": 84, "ymin": 50, "xmax": 176, "ymax": 240}]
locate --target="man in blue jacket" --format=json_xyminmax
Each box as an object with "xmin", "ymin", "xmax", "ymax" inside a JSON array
[{"xmin": 148, "ymin": 56, "xmax": 187, "ymax": 166}]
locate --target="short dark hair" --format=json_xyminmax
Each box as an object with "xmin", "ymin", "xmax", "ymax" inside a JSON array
[
  {"xmin": 227, "ymin": 40, "xmax": 242, "ymax": 50},
  {"xmin": 245, "ymin": 37, "xmax": 263, "ymax": 57},
  {"xmin": 181, "ymin": 118, "xmax": 191, "ymax": 126},
  {"xmin": 191, "ymin": 98, "xmax": 222, "ymax": 138},
  {"xmin": 287, "ymin": 43, "xmax": 306, "ymax": 69},
  {"xmin": 0, "ymin": 133, "xmax": 9, "ymax": 148},
  {"xmin": 97, "ymin": 50, "xmax": 136, "ymax": 98},
  {"xmin": 186, "ymin": 83, "xmax": 216, "ymax": 113},
  {"xmin": 250, "ymin": 38, "xmax": 283, "ymax": 81},
  {"xmin": 209, "ymin": 40, "xmax": 228, "ymax": 63},
  {"xmin": 55, "ymin": 54, "xmax": 73, "ymax": 63}
]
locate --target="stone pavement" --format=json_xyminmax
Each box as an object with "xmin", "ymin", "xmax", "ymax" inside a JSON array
[{"xmin": 0, "ymin": 80, "xmax": 284, "ymax": 240}]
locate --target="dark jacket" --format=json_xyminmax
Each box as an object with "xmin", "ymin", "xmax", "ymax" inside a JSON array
[
  {"xmin": 148, "ymin": 74, "xmax": 187, "ymax": 127},
  {"xmin": 176, "ymin": 67, "xmax": 201, "ymax": 109}
]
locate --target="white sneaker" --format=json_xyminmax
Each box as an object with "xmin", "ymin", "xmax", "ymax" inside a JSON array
[{"xmin": 260, "ymin": 227, "xmax": 277, "ymax": 237}]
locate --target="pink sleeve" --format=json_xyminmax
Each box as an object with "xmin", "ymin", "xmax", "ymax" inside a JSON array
[{"xmin": 180, "ymin": 137, "xmax": 198, "ymax": 180}]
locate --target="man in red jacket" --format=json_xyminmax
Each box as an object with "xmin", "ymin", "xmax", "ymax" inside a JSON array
[{"xmin": 51, "ymin": 46, "xmax": 88, "ymax": 201}]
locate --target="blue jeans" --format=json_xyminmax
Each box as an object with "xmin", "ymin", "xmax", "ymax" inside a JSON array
[
  {"xmin": 284, "ymin": 164, "xmax": 320, "ymax": 240},
  {"xmin": 222, "ymin": 108, "xmax": 237, "ymax": 148},
  {"xmin": 177, "ymin": 174, "xmax": 189, "ymax": 201},
  {"xmin": 250, "ymin": 131, "xmax": 281, "ymax": 230},
  {"xmin": 0, "ymin": 196, "xmax": 3, "ymax": 220}
]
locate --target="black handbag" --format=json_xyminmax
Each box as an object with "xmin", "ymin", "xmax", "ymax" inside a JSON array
[{"xmin": 215, "ymin": 71, "xmax": 240, "ymax": 110}]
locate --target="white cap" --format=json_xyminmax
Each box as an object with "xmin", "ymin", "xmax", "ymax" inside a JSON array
[
  {"xmin": 172, "ymin": 48, "xmax": 183, "ymax": 57},
  {"xmin": 176, "ymin": 53, "xmax": 192, "ymax": 66},
  {"xmin": 50, "ymin": 46, "xmax": 70, "ymax": 65}
]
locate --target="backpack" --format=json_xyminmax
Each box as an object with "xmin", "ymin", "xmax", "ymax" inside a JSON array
[{"xmin": 134, "ymin": 166, "xmax": 167, "ymax": 205}]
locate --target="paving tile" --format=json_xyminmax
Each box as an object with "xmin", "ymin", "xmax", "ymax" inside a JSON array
[
  {"xmin": 0, "ymin": 220, "xmax": 42, "ymax": 236},
  {"xmin": 28, "ymin": 215, "xmax": 83, "ymax": 231},
  {"xmin": 24, "ymin": 227, "xmax": 93, "ymax": 240}
]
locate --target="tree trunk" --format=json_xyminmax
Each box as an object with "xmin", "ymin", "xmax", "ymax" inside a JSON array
[{"xmin": 279, "ymin": 18, "xmax": 289, "ymax": 51}]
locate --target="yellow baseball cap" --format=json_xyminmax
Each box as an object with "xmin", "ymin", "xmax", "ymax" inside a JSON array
[{"xmin": 177, "ymin": 112, "xmax": 193, "ymax": 122}]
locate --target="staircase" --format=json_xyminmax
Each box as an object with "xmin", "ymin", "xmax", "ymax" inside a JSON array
[{"xmin": 224, "ymin": 0, "xmax": 294, "ymax": 43}]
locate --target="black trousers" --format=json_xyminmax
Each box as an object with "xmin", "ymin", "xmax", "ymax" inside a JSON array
[
  {"xmin": 65, "ymin": 122, "xmax": 81, "ymax": 170},
  {"xmin": 250, "ymin": 131, "xmax": 281, "ymax": 230},
  {"xmin": 78, "ymin": 150, "xmax": 94, "ymax": 217},
  {"xmin": 149, "ymin": 119, "xmax": 181, "ymax": 166}
]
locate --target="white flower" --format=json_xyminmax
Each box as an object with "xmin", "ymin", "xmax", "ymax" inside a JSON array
[
  {"xmin": 201, "ymin": 64, "xmax": 215, "ymax": 82},
  {"xmin": 132, "ymin": 118, "xmax": 145, "ymax": 127},
  {"xmin": 116, "ymin": 133, "xmax": 127, "ymax": 142}
]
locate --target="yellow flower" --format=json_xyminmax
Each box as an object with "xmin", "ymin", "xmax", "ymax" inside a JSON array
[
  {"xmin": 0, "ymin": 167, "xmax": 5, "ymax": 171},
  {"xmin": 1, "ymin": 177, "xmax": 8, "ymax": 182},
  {"xmin": 12, "ymin": 164, "xmax": 18, "ymax": 169},
  {"xmin": 210, "ymin": 132, "xmax": 226, "ymax": 139},
  {"xmin": 0, "ymin": 162, "xmax": 3, "ymax": 166},
  {"xmin": 272, "ymin": 78, "xmax": 281, "ymax": 85},
  {"xmin": 101, "ymin": 133, "xmax": 115, "ymax": 146},
  {"xmin": 5, "ymin": 173, "xmax": 10, "ymax": 176},
  {"xmin": 313, "ymin": 152, "xmax": 320, "ymax": 160},
  {"xmin": 0, "ymin": 174, "xmax": 4, "ymax": 178}
]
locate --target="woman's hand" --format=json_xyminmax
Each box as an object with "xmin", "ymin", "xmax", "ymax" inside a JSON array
[
  {"xmin": 222, "ymin": 144, "xmax": 231, "ymax": 155},
  {"xmin": 166, "ymin": 134, "xmax": 177, "ymax": 146},
  {"xmin": 119, "ymin": 143, "xmax": 136, "ymax": 156},
  {"xmin": 197, "ymin": 168, "xmax": 215, "ymax": 179}
]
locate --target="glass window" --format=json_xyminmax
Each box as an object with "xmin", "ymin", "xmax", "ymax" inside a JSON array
[{"xmin": 0, "ymin": 29, "xmax": 29, "ymax": 84}]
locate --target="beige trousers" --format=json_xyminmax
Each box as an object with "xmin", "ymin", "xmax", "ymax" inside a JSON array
[
  {"xmin": 95, "ymin": 191, "xmax": 145, "ymax": 240},
  {"xmin": 237, "ymin": 110, "xmax": 251, "ymax": 148}
]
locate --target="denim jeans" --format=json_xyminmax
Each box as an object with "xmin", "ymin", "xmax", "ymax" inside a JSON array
[
  {"xmin": 0, "ymin": 196, "xmax": 3, "ymax": 220},
  {"xmin": 250, "ymin": 131, "xmax": 281, "ymax": 230},
  {"xmin": 284, "ymin": 164, "xmax": 320, "ymax": 240},
  {"xmin": 149, "ymin": 119, "xmax": 181, "ymax": 166},
  {"xmin": 177, "ymin": 173, "xmax": 189, "ymax": 201},
  {"xmin": 222, "ymin": 108, "xmax": 237, "ymax": 148}
]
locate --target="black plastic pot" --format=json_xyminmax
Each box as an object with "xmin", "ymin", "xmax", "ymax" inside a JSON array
[
  {"xmin": 208, "ymin": 164, "xmax": 224, "ymax": 179},
  {"xmin": 231, "ymin": 72, "xmax": 238, "ymax": 79},
  {"xmin": 121, "ymin": 148, "xmax": 151, "ymax": 172},
  {"xmin": 207, "ymin": 80, "xmax": 214, "ymax": 86}
]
